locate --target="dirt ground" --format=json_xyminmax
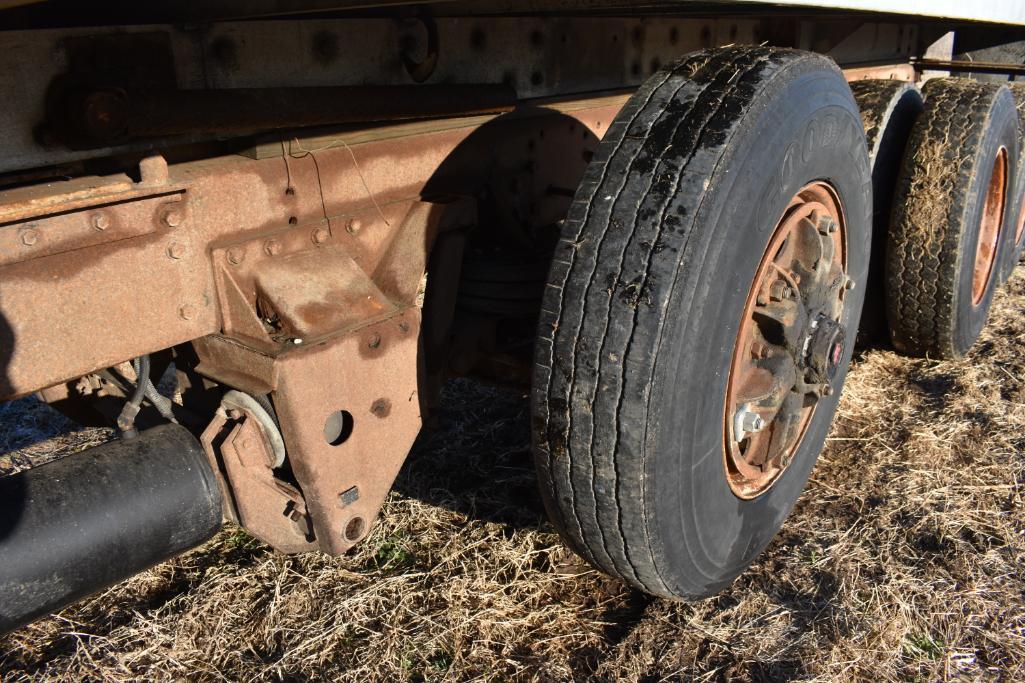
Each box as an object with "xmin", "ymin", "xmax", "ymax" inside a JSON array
[{"xmin": 1, "ymin": 265, "xmax": 1023, "ymax": 682}]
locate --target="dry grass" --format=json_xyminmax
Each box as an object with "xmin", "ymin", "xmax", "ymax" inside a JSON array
[{"xmin": 2, "ymin": 268, "xmax": 1024, "ymax": 682}]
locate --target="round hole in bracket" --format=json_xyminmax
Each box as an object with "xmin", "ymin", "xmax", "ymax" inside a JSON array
[
  {"xmin": 323, "ymin": 410, "xmax": 354, "ymax": 446},
  {"xmin": 344, "ymin": 516, "xmax": 365, "ymax": 542}
]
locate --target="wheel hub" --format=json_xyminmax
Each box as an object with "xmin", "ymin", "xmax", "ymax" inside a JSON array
[
  {"xmin": 724, "ymin": 182, "xmax": 848, "ymax": 499},
  {"xmin": 804, "ymin": 315, "xmax": 845, "ymax": 385}
]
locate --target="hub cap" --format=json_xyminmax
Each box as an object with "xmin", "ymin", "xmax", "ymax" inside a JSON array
[
  {"xmin": 972, "ymin": 148, "xmax": 1007, "ymax": 306},
  {"xmin": 724, "ymin": 182, "xmax": 848, "ymax": 499}
]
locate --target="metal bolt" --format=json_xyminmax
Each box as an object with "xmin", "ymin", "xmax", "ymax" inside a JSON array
[
  {"xmin": 163, "ymin": 210, "xmax": 183, "ymax": 228},
  {"xmin": 20, "ymin": 228, "xmax": 39, "ymax": 246},
  {"xmin": 820, "ymin": 384, "xmax": 834, "ymax": 397},
  {"xmin": 178, "ymin": 304, "xmax": 196, "ymax": 320},
  {"xmin": 226, "ymin": 247, "xmax": 245, "ymax": 265},
  {"xmin": 844, "ymin": 277, "xmax": 855, "ymax": 291},
  {"xmin": 734, "ymin": 405, "xmax": 766, "ymax": 441},
  {"xmin": 346, "ymin": 219, "xmax": 362, "ymax": 235},
  {"xmin": 769, "ymin": 280, "xmax": 790, "ymax": 302},
  {"xmin": 312, "ymin": 227, "xmax": 330, "ymax": 244},
  {"xmin": 817, "ymin": 216, "xmax": 838, "ymax": 234},
  {"xmin": 167, "ymin": 242, "xmax": 185, "ymax": 259},
  {"xmin": 368, "ymin": 334, "xmax": 381, "ymax": 349},
  {"xmin": 743, "ymin": 411, "xmax": 765, "ymax": 432},
  {"xmin": 92, "ymin": 214, "xmax": 110, "ymax": 231},
  {"xmin": 264, "ymin": 239, "xmax": 283, "ymax": 257}
]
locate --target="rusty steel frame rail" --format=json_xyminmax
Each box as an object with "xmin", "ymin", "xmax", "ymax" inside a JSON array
[
  {"xmin": 0, "ymin": 94, "xmax": 627, "ymax": 554},
  {"xmin": 911, "ymin": 58, "xmax": 1025, "ymax": 76}
]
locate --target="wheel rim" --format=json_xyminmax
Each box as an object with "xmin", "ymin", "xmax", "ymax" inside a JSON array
[
  {"xmin": 724, "ymin": 182, "xmax": 848, "ymax": 500},
  {"xmin": 972, "ymin": 148, "xmax": 1007, "ymax": 306},
  {"xmin": 1015, "ymin": 170, "xmax": 1025, "ymax": 249}
]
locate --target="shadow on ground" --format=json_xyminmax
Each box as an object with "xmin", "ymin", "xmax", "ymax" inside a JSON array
[{"xmin": 393, "ymin": 378, "xmax": 546, "ymax": 530}]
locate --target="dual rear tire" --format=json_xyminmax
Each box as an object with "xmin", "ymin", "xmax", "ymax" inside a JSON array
[
  {"xmin": 533, "ymin": 47, "xmax": 871, "ymax": 598},
  {"xmin": 886, "ymin": 79, "xmax": 1019, "ymax": 358},
  {"xmin": 532, "ymin": 48, "xmax": 1019, "ymax": 600}
]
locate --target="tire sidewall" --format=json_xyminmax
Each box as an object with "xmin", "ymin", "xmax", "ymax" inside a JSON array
[
  {"xmin": 953, "ymin": 92, "xmax": 1018, "ymax": 354},
  {"xmin": 645, "ymin": 68, "xmax": 871, "ymax": 598},
  {"xmin": 999, "ymin": 151, "xmax": 1025, "ymax": 283}
]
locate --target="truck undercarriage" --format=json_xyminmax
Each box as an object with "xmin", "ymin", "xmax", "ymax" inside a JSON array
[{"xmin": 1, "ymin": 0, "xmax": 1023, "ymax": 633}]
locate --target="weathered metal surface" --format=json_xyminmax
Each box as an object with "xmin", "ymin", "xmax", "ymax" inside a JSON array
[
  {"xmin": 725, "ymin": 183, "xmax": 848, "ymax": 499},
  {"xmin": 47, "ymin": 84, "xmax": 516, "ymax": 149},
  {"xmin": 0, "ymin": 92, "xmax": 630, "ymax": 552},
  {"xmin": 843, "ymin": 63, "xmax": 915, "ymax": 82},
  {"xmin": 0, "ymin": 175, "xmax": 138, "ymax": 224},
  {"xmin": 0, "ymin": 191, "xmax": 183, "ymax": 267},
  {"xmin": 195, "ymin": 308, "xmax": 422, "ymax": 554},
  {"xmin": 913, "ymin": 57, "xmax": 1025, "ymax": 75},
  {"xmin": 270, "ymin": 309, "xmax": 422, "ymax": 555},
  {"xmin": 0, "ymin": 192, "xmax": 215, "ymax": 398},
  {"xmin": 0, "ymin": 14, "xmax": 926, "ymax": 174},
  {"xmin": 200, "ymin": 406, "xmax": 316, "ymax": 553},
  {"xmin": 0, "ymin": 108, "xmax": 482, "ymax": 399}
]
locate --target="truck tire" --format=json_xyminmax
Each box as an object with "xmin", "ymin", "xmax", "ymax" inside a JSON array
[
  {"xmin": 849, "ymin": 80, "xmax": 924, "ymax": 345},
  {"xmin": 886, "ymin": 79, "xmax": 1018, "ymax": 359},
  {"xmin": 1000, "ymin": 82, "xmax": 1025, "ymax": 282},
  {"xmin": 533, "ymin": 47, "xmax": 871, "ymax": 599}
]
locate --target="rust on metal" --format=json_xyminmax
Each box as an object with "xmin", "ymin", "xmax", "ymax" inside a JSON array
[
  {"xmin": 200, "ymin": 406, "xmax": 315, "ymax": 553},
  {"xmin": 0, "ymin": 92, "xmax": 625, "ymax": 553},
  {"xmin": 973, "ymin": 147, "xmax": 1007, "ymax": 305},
  {"xmin": 842, "ymin": 63, "xmax": 915, "ymax": 82},
  {"xmin": 724, "ymin": 182, "xmax": 848, "ymax": 499},
  {"xmin": 270, "ymin": 310, "xmax": 422, "ymax": 555},
  {"xmin": 0, "ymin": 190, "xmax": 211, "ymax": 398},
  {"xmin": 0, "ymin": 174, "xmax": 150, "ymax": 225},
  {"xmin": 912, "ymin": 58, "xmax": 1025, "ymax": 76}
]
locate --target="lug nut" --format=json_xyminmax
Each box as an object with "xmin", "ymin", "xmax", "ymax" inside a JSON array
[
  {"xmin": 346, "ymin": 219, "xmax": 362, "ymax": 235},
  {"xmin": 743, "ymin": 412, "xmax": 766, "ymax": 432},
  {"xmin": 312, "ymin": 227, "xmax": 330, "ymax": 244},
  {"xmin": 734, "ymin": 406, "xmax": 766, "ymax": 441},
  {"xmin": 817, "ymin": 216, "xmax": 838, "ymax": 234},
  {"xmin": 264, "ymin": 239, "xmax": 283, "ymax": 257},
  {"xmin": 93, "ymin": 214, "xmax": 110, "ymax": 231},
  {"xmin": 226, "ymin": 246, "xmax": 245, "ymax": 265},
  {"xmin": 20, "ymin": 228, "xmax": 39, "ymax": 246},
  {"xmin": 769, "ymin": 280, "xmax": 788, "ymax": 302}
]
